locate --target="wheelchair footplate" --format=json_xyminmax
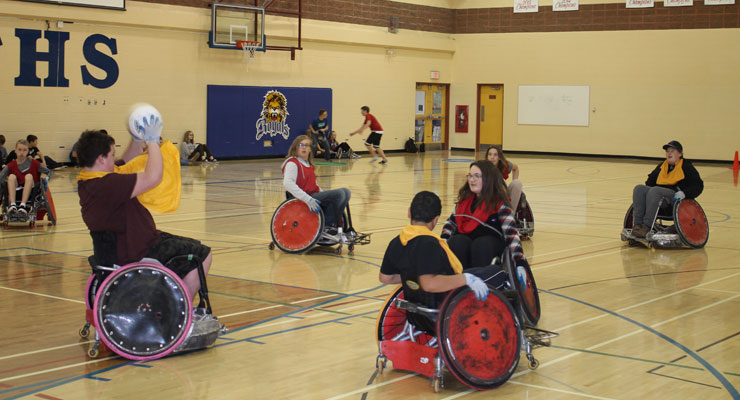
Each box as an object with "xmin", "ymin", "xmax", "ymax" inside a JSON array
[
  {"xmin": 523, "ymin": 326, "xmax": 558, "ymax": 349},
  {"xmin": 3, "ymin": 209, "xmax": 36, "ymax": 227},
  {"xmin": 174, "ymin": 308, "xmax": 227, "ymax": 353}
]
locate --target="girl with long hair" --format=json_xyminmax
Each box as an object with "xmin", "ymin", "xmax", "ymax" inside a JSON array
[
  {"xmin": 282, "ymin": 135, "xmax": 351, "ymax": 240},
  {"xmin": 180, "ymin": 131, "xmax": 216, "ymax": 164},
  {"xmin": 441, "ymin": 160, "xmax": 529, "ymax": 272},
  {"xmin": 486, "ymin": 145, "xmax": 522, "ymax": 212}
]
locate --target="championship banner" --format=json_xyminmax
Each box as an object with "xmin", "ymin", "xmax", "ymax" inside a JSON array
[
  {"xmin": 705, "ymin": 0, "xmax": 733, "ymax": 5},
  {"xmin": 554, "ymin": 0, "xmax": 579, "ymax": 11},
  {"xmin": 514, "ymin": 0, "xmax": 539, "ymax": 13},
  {"xmin": 626, "ymin": 0, "xmax": 654, "ymax": 8},
  {"xmin": 664, "ymin": 0, "xmax": 692, "ymax": 6}
]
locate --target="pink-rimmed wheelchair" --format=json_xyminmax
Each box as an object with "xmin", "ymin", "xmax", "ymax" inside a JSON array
[{"xmin": 79, "ymin": 232, "xmax": 224, "ymax": 360}]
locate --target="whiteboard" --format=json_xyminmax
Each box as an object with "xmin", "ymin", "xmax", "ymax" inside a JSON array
[{"xmin": 518, "ymin": 85, "xmax": 590, "ymax": 126}]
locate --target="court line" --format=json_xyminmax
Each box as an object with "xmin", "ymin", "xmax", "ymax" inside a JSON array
[
  {"xmin": 543, "ymin": 289, "xmax": 740, "ymax": 399},
  {"xmin": 527, "ymin": 239, "xmax": 615, "ymax": 260},
  {"xmin": 551, "ymin": 271, "xmax": 740, "ymax": 333},
  {"xmin": 442, "ymin": 381, "xmax": 617, "ymax": 400},
  {"xmin": 532, "ymin": 248, "xmax": 624, "ymax": 271},
  {"xmin": 0, "ymin": 342, "xmax": 92, "ymax": 361},
  {"xmin": 0, "ymin": 356, "xmax": 118, "ymax": 384},
  {"xmin": 0, "ymin": 286, "xmax": 84, "ymax": 304},
  {"xmin": 324, "ymin": 374, "xmax": 418, "ymax": 400}
]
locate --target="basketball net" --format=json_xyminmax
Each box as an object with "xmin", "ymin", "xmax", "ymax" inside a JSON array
[{"xmin": 236, "ymin": 41, "xmax": 259, "ymax": 70}]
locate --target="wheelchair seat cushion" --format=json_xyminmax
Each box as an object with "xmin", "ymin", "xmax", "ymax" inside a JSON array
[{"xmin": 145, "ymin": 232, "xmax": 210, "ymax": 279}]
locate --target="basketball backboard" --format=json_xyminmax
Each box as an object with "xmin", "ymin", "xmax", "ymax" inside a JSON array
[{"xmin": 209, "ymin": 3, "xmax": 266, "ymax": 51}]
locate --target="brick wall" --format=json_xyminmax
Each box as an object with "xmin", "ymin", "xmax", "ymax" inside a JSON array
[
  {"xmin": 140, "ymin": 0, "xmax": 739, "ymax": 33},
  {"xmin": 455, "ymin": 2, "xmax": 740, "ymax": 33}
]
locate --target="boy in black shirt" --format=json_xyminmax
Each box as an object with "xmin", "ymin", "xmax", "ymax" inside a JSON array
[{"xmin": 379, "ymin": 191, "xmax": 508, "ymax": 309}]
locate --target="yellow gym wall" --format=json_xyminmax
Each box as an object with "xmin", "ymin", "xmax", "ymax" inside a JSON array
[
  {"xmin": 1, "ymin": 0, "xmax": 738, "ymax": 161},
  {"xmin": 449, "ymin": 29, "xmax": 740, "ymax": 160},
  {"xmin": 0, "ymin": 0, "xmax": 454, "ymax": 161}
]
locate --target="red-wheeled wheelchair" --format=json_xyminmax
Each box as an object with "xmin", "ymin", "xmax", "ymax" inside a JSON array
[
  {"xmin": 268, "ymin": 198, "xmax": 370, "ymax": 256},
  {"xmin": 374, "ymin": 247, "xmax": 556, "ymax": 392},
  {"xmin": 515, "ymin": 192, "xmax": 534, "ymax": 239},
  {"xmin": 1, "ymin": 177, "xmax": 56, "ymax": 228},
  {"xmin": 621, "ymin": 198, "xmax": 709, "ymax": 249},
  {"xmin": 79, "ymin": 231, "xmax": 224, "ymax": 360}
]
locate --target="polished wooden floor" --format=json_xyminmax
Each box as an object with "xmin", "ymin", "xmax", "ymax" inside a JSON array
[{"xmin": 1, "ymin": 151, "xmax": 739, "ymax": 400}]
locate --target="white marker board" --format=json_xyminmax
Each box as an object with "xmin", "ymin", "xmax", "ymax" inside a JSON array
[{"xmin": 518, "ymin": 85, "xmax": 590, "ymax": 126}]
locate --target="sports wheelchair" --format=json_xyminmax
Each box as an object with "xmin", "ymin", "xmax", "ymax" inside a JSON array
[
  {"xmin": 269, "ymin": 196, "xmax": 370, "ymax": 256},
  {"xmin": 0, "ymin": 178, "xmax": 56, "ymax": 228},
  {"xmin": 375, "ymin": 219, "xmax": 556, "ymax": 392},
  {"xmin": 621, "ymin": 198, "xmax": 708, "ymax": 249},
  {"xmin": 79, "ymin": 231, "xmax": 224, "ymax": 360},
  {"xmin": 515, "ymin": 192, "xmax": 534, "ymax": 239}
]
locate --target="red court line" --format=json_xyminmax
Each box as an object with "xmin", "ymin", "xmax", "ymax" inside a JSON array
[
  {"xmin": 317, "ymin": 298, "xmax": 367, "ymax": 309},
  {"xmin": 225, "ymin": 320, "xmax": 257, "ymax": 330},
  {"xmin": 35, "ymin": 394, "xmax": 64, "ymax": 400},
  {"xmin": 531, "ymin": 245, "xmax": 624, "ymax": 266},
  {"xmin": 0, "ymin": 382, "xmax": 12, "ymax": 388},
  {"xmin": 0, "ymin": 355, "xmax": 83, "ymax": 375}
]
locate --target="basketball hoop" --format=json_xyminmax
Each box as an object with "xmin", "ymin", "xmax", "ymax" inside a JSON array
[{"xmin": 236, "ymin": 40, "xmax": 259, "ymax": 70}]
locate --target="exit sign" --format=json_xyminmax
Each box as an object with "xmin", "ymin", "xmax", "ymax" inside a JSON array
[{"xmin": 430, "ymin": 71, "xmax": 440, "ymax": 80}]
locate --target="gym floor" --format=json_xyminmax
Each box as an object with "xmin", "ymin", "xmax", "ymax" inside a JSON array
[{"xmin": 1, "ymin": 150, "xmax": 739, "ymax": 399}]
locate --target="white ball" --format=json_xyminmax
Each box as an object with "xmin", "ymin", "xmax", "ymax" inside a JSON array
[{"xmin": 127, "ymin": 103, "xmax": 162, "ymax": 141}]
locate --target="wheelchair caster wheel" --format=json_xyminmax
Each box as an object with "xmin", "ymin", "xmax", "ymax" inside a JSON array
[
  {"xmin": 88, "ymin": 346, "xmax": 99, "ymax": 358},
  {"xmin": 348, "ymin": 244, "xmax": 355, "ymax": 256},
  {"xmin": 79, "ymin": 323, "xmax": 91, "ymax": 338},
  {"xmin": 528, "ymin": 357, "xmax": 539, "ymax": 370},
  {"xmin": 432, "ymin": 376, "xmax": 443, "ymax": 393},
  {"xmin": 376, "ymin": 356, "xmax": 387, "ymax": 374},
  {"xmin": 335, "ymin": 246, "xmax": 342, "ymax": 255},
  {"xmin": 29, "ymin": 221, "xmax": 35, "ymax": 228},
  {"xmin": 268, "ymin": 242, "xmax": 275, "ymax": 250}
]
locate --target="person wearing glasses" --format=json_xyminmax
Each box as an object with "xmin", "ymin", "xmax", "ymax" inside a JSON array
[
  {"xmin": 282, "ymin": 135, "xmax": 351, "ymax": 241},
  {"xmin": 441, "ymin": 161, "xmax": 529, "ymax": 278}
]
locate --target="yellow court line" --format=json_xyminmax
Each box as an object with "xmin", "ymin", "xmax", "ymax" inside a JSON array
[{"xmin": 0, "ymin": 286, "xmax": 85, "ymax": 304}]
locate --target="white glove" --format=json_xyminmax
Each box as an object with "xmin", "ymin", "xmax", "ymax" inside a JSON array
[
  {"xmin": 464, "ymin": 273, "xmax": 489, "ymax": 301},
  {"xmin": 673, "ymin": 190, "xmax": 685, "ymax": 201},
  {"xmin": 516, "ymin": 266, "xmax": 528, "ymax": 291},
  {"xmin": 306, "ymin": 197, "xmax": 321, "ymax": 213}
]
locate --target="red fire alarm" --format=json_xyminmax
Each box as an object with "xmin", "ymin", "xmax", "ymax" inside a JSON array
[
  {"xmin": 455, "ymin": 105, "xmax": 469, "ymax": 133},
  {"xmin": 430, "ymin": 71, "xmax": 440, "ymax": 80}
]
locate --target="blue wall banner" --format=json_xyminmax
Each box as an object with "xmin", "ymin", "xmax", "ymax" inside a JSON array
[{"xmin": 207, "ymin": 85, "xmax": 332, "ymax": 158}]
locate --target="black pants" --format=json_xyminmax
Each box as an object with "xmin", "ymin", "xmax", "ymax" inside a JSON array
[
  {"xmin": 189, "ymin": 144, "xmax": 213, "ymax": 160},
  {"xmin": 465, "ymin": 265, "xmax": 508, "ymax": 291},
  {"xmin": 448, "ymin": 233, "xmax": 507, "ymax": 270}
]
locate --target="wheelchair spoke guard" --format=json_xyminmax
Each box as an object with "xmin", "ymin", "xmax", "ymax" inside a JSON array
[
  {"xmin": 437, "ymin": 287, "xmax": 521, "ymax": 390},
  {"xmin": 271, "ymin": 199, "xmax": 324, "ymax": 253},
  {"xmin": 513, "ymin": 262, "xmax": 541, "ymax": 326},
  {"xmin": 94, "ymin": 262, "xmax": 192, "ymax": 361},
  {"xmin": 376, "ymin": 286, "xmax": 435, "ymax": 346},
  {"xmin": 675, "ymin": 199, "xmax": 709, "ymax": 249}
]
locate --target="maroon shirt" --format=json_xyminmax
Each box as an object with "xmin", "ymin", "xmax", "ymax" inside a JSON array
[
  {"xmin": 364, "ymin": 113, "xmax": 383, "ymax": 132},
  {"xmin": 78, "ymin": 173, "xmax": 160, "ymax": 264}
]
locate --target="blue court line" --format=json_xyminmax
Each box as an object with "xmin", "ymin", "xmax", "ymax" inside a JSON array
[
  {"xmin": 0, "ymin": 375, "xmax": 73, "ymax": 395},
  {"xmin": 85, "ymin": 376, "xmax": 112, "ymax": 381},
  {"xmin": 541, "ymin": 289, "xmax": 740, "ymax": 399}
]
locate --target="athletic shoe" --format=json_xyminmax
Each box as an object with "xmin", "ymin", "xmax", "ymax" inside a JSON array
[
  {"xmin": 53, "ymin": 165, "xmax": 67, "ymax": 170},
  {"xmin": 17, "ymin": 205, "xmax": 28, "ymax": 215},
  {"xmin": 337, "ymin": 149, "xmax": 344, "ymax": 159},
  {"xmin": 370, "ymin": 156, "xmax": 379, "ymax": 163},
  {"xmin": 7, "ymin": 204, "xmax": 17, "ymax": 213},
  {"xmin": 632, "ymin": 224, "xmax": 649, "ymax": 238},
  {"xmin": 379, "ymin": 159, "xmax": 388, "ymax": 164},
  {"xmin": 352, "ymin": 153, "xmax": 361, "ymax": 159}
]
